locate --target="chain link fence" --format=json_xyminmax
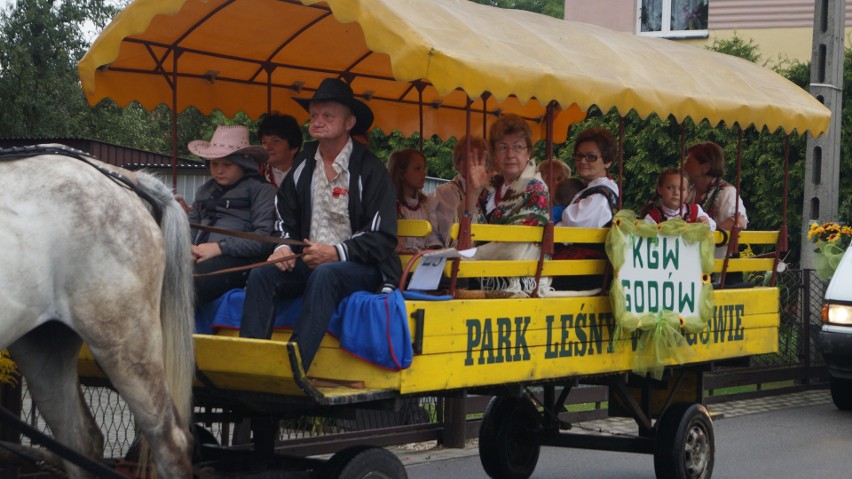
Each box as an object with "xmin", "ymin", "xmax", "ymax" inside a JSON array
[
  {"xmin": 22, "ymin": 385, "xmax": 440, "ymax": 457},
  {"xmin": 21, "ymin": 384, "xmax": 136, "ymax": 458},
  {"xmin": 748, "ymin": 268, "xmax": 826, "ymax": 369}
]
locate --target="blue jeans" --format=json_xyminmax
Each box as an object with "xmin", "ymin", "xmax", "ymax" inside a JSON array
[{"xmin": 239, "ymin": 259, "xmax": 382, "ymax": 371}]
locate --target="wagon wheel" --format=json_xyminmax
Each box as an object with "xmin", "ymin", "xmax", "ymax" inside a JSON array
[
  {"xmin": 654, "ymin": 403, "xmax": 715, "ymax": 479},
  {"xmin": 191, "ymin": 424, "xmax": 220, "ymax": 463},
  {"xmin": 321, "ymin": 445, "xmax": 407, "ymax": 479},
  {"xmin": 478, "ymin": 396, "xmax": 542, "ymax": 479},
  {"xmin": 829, "ymin": 376, "xmax": 852, "ymax": 410}
]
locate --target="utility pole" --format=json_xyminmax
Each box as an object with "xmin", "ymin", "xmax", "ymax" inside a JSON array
[{"xmin": 801, "ymin": 0, "xmax": 844, "ymax": 269}]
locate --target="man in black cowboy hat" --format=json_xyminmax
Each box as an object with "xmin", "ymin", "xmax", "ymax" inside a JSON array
[{"xmin": 240, "ymin": 78, "xmax": 401, "ymax": 373}]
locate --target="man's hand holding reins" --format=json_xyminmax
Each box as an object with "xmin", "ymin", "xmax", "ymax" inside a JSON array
[{"xmin": 302, "ymin": 239, "xmax": 339, "ymax": 268}]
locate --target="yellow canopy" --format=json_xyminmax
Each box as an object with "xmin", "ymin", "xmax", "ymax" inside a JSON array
[{"xmin": 78, "ymin": 0, "xmax": 830, "ymax": 140}]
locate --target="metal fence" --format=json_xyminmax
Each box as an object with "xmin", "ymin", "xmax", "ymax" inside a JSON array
[
  {"xmin": 751, "ymin": 267, "xmax": 824, "ymax": 369},
  {"xmin": 16, "ymin": 269, "xmax": 831, "ymax": 458}
]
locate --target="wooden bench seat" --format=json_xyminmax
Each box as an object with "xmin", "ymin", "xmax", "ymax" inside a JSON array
[
  {"xmin": 397, "ymin": 219, "xmax": 435, "ymax": 270},
  {"xmin": 445, "ymin": 223, "xmax": 782, "ymax": 279}
]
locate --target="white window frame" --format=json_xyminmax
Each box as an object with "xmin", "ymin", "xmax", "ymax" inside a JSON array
[{"xmin": 636, "ymin": 0, "xmax": 709, "ymax": 39}]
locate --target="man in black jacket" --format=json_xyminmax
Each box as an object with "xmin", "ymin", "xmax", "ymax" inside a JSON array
[{"xmin": 239, "ymin": 78, "xmax": 401, "ymax": 373}]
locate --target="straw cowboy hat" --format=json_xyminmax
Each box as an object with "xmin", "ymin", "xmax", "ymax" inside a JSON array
[
  {"xmin": 294, "ymin": 78, "xmax": 374, "ymax": 136},
  {"xmin": 188, "ymin": 125, "xmax": 268, "ymax": 172}
]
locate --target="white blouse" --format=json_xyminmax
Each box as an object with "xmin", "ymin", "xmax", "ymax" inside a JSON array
[
  {"xmin": 712, "ymin": 184, "xmax": 748, "ymax": 229},
  {"xmin": 557, "ymin": 177, "xmax": 619, "ymax": 228}
]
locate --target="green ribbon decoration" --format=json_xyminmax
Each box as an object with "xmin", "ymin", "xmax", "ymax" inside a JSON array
[
  {"xmin": 814, "ymin": 240, "xmax": 846, "ymax": 281},
  {"xmin": 607, "ymin": 210, "xmax": 715, "ymax": 378}
]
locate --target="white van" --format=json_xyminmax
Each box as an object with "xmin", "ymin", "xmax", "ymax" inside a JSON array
[{"xmin": 818, "ymin": 246, "xmax": 852, "ymax": 410}]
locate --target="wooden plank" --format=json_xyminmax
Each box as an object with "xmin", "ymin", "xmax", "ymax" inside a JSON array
[
  {"xmin": 409, "ymin": 312, "xmax": 781, "ymax": 356},
  {"xmin": 446, "ymin": 259, "xmax": 607, "ymax": 277},
  {"xmin": 552, "ymin": 227, "xmax": 610, "ymax": 243},
  {"xmin": 713, "ymin": 258, "xmax": 776, "ymax": 272},
  {"xmin": 713, "ymin": 230, "xmax": 779, "ymax": 245},
  {"xmin": 450, "ymin": 223, "xmax": 544, "ymax": 242},
  {"xmin": 449, "ymin": 224, "xmax": 779, "ymax": 246},
  {"xmin": 209, "ymin": 331, "xmax": 403, "ymax": 390},
  {"xmin": 398, "ymin": 219, "xmax": 432, "ymax": 238},
  {"xmin": 445, "ymin": 257, "xmax": 777, "ymax": 278},
  {"xmin": 450, "ymin": 223, "xmax": 608, "ymax": 244}
]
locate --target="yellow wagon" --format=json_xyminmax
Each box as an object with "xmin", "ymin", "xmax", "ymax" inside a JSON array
[{"xmin": 77, "ymin": 1, "xmax": 830, "ymax": 477}]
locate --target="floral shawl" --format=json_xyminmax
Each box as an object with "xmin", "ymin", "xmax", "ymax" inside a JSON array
[
  {"xmin": 476, "ymin": 161, "xmax": 549, "ymax": 227},
  {"xmin": 471, "ymin": 161, "xmax": 551, "ymax": 296}
]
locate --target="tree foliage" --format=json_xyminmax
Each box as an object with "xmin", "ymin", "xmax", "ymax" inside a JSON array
[
  {"xmin": 0, "ymin": 0, "xmax": 209, "ymax": 158},
  {"xmin": 0, "ymin": 0, "xmax": 106, "ymax": 136}
]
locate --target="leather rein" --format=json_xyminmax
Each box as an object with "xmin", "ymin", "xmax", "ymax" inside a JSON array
[{"xmin": 189, "ymin": 223, "xmax": 307, "ymax": 277}]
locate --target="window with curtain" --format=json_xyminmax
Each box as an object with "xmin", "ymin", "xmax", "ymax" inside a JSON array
[{"xmin": 639, "ymin": 0, "xmax": 708, "ymax": 38}]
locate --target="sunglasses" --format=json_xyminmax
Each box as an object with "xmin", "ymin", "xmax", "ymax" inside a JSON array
[{"xmin": 573, "ymin": 152, "xmax": 602, "ymax": 162}]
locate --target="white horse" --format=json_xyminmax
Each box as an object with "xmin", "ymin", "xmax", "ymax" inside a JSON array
[{"xmin": 0, "ymin": 146, "xmax": 195, "ymax": 478}]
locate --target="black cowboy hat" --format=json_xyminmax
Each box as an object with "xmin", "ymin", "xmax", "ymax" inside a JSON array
[{"xmin": 294, "ymin": 78, "xmax": 374, "ymax": 136}]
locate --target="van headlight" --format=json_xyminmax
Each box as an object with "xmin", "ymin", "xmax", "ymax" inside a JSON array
[{"xmin": 823, "ymin": 303, "xmax": 852, "ymax": 325}]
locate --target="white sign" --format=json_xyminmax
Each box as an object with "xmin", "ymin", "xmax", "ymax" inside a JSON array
[
  {"xmin": 618, "ymin": 235, "xmax": 702, "ymax": 316},
  {"xmin": 408, "ymin": 248, "xmax": 477, "ymax": 291}
]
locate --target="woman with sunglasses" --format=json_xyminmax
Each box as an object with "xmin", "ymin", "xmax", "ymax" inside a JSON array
[
  {"xmin": 552, "ymin": 127, "xmax": 619, "ymax": 290},
  {"xmin": 557, "ymin": 127, "xmax": 619, "ymax": 228}
]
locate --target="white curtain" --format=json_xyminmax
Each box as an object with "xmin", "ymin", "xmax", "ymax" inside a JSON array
[
  {"xmin": 640, "ymin": 0, "xmax": 663, "ymax": 32},
  {"xmin": 671, "ymin": 0, "xmax": 708, "ymax": 31}
]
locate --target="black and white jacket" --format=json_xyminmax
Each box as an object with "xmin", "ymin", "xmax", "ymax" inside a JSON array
[{"xmin": 275, "ymin": 140, "xmax": 402, "ymax": 288}]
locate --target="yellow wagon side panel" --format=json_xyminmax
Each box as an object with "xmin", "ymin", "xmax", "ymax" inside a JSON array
[{"xmin": 397, "ymin": 287, "xmax": 779, "ymax": 394}]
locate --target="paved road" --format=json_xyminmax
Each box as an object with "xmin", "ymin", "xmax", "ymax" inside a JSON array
[{"xmin": 402, "ymin": 389, "xmax": 852, "ymax": 478}]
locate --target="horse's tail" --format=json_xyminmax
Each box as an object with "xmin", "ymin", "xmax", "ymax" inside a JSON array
[{"xmin": 135, "ymin": 173, "xmax": 195, "ymax": 427}]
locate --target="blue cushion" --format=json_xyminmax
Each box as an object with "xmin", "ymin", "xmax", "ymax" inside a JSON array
[{"xmin": 195, "ymin": 289, "xmax": 412, "ymax": 370}]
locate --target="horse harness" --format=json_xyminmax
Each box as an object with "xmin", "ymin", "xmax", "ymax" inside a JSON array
[{"xmin": 0, "ymin": 144, "xmax": 163, "ymax": 222}]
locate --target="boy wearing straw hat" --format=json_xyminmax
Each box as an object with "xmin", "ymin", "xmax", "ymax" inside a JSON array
[{"xmin": 239, "ymin": 78, "xmax": 401, "ymax": 373}]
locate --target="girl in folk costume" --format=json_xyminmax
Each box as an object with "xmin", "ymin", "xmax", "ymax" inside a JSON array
[
  {"xmin": 466, "ymin": 114, "xmax": 550, "ymax": 295},
  {"xmin": 257, "ymin": 114, "xmax": 303, "ymax": 188},
  {"xmin": 387, "ymin": 149, "xmax": 442, "ymax": 252},
  {"xmin": 642, "ymin": 168, "xmax": 716, "ymax": 231}
]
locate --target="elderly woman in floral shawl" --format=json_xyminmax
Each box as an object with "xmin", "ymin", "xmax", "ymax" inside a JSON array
[{"xmin": 466, "ymin": 113, "xmax": 550, "ymax": 295}]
